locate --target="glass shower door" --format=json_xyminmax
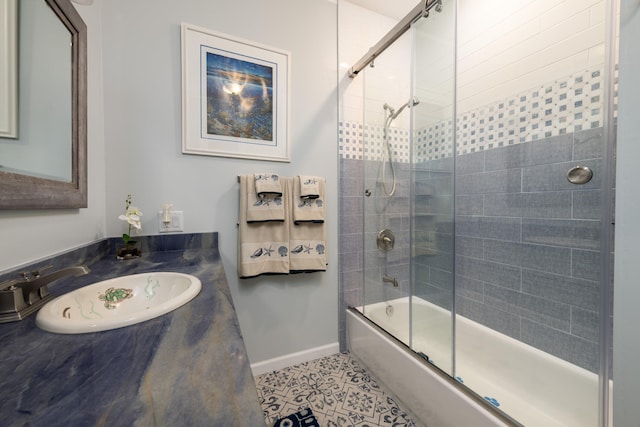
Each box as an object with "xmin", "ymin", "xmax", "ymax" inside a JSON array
[
  {"xmin": 448, "ymin": 0, "xmax": 614, "ymax": 425},
  {"xmin": 354, "ymin": 0, "xmax": 614, "ymax": 423},
  {"xmin": 410, "ymin": 2, "xmax": 456, "ymax": 376},
  {"xmin": 360, "ymin": 31, "xmax": 413, "ymax": 345}
]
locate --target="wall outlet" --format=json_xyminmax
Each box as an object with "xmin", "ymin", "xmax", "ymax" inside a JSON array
[{"xmin": 158, "ymin": 211, "xmax": 184, "ymax": 233}]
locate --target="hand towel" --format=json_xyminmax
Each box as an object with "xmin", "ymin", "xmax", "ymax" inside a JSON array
[
  {"xmin": 293, "ymin": 176, "xmax": 326, "ymax": 224},
  {"xmin": 245, "ymin": 174, "xmax": 285, "ymax": 222},
  {"xmin": 238, "ymin": 175, "xmax": 290, "ymax": 278},
  {"xmin": 299, "ymin": 176, "xmax": 320, "ymax": 199},
  {"xmin": 255, "ymin": 173, "xmax": 283, "ymax": 197},
  {"xmin": 289, "ymin": 182, "xmax": 327, "ymax": 273}
]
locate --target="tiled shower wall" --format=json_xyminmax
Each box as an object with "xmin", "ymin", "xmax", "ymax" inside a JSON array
[
  {"xmin": 340, "ymin": 130, "xmax": 610, "ymax": 375},
  {"xmin": 450, "ymin": 128, "xmax": 606, "ymax": 373},
  {"xmin": 338, "ymin": 66, "xmax": 614, "ymax": 373}
]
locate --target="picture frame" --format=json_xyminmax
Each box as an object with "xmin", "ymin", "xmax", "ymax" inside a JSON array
[
  {"xmin": 0, "ymin": 0, "xmax": 18, "ymax": 139},
  {"xmin": 181, "ymin": 23, "xmax": 290, "ymax": 162}
]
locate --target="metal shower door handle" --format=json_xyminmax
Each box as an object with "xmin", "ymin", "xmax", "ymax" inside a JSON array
[{"xmin": 567, "ymin": 165, "xmax": 593, "ymax": 185}]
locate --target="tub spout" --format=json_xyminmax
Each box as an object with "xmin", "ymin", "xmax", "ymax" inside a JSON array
[{"xmin": 382, "ymin": 275, "xmax": 399, "ymax": 287}]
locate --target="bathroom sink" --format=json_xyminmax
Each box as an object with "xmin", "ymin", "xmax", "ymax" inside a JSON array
[{"xmin": 35, "ymin": 272, "xmax": 201, "ymax": 334}]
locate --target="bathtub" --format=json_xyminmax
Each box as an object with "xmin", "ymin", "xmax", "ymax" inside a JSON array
[{"xmin": 347, "ymin": 296, "xmax": 610, "ymax": 427}]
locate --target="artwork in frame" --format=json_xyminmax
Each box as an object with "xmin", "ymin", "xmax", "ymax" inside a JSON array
[
  {"xmin": 0, "ymin": 0, "xmax": 18, "ymax": 139},
  {"xmin": 181, "ymin": 23, "xmax": 290, "ymax": 162}
]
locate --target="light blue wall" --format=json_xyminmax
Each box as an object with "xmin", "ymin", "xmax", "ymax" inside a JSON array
[
  {"xmin": 0, "ymin": 0, "xmax": 338, "ymax": 366},
  {"xmin": 100, "ymin": 0, "xmax": 339, "ymax": 364},
  {"xmin": 613, "ymin": 0, "xmax": 640, "ymax": 424}
]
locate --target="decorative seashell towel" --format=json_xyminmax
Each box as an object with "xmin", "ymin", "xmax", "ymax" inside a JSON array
[{"xmin": 237, "ymin": 174, "xmax": 327, "ymax": 278}]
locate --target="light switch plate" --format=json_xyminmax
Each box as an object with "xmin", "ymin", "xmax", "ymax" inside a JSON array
[{"xmin": 158, "ymin": 211, "xmax": 183, "ymax": 233}]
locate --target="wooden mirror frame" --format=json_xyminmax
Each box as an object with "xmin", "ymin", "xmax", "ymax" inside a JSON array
[{"xmin": 0, "ymin": 0, "xmax": 87, "ymax": 209}]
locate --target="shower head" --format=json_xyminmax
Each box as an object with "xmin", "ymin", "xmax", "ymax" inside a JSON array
[
  {"xmin": 390, "ymin": 97, "xmax": 420, "ymax": 120},
  {"xmin": 381, "ymin": 96, "xmax": 420, "ymax": 197}
]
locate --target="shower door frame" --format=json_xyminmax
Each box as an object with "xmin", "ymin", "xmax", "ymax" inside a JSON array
[{"xmin": 346, "ymin": 0, "xmax": 618, "ymax": 425}]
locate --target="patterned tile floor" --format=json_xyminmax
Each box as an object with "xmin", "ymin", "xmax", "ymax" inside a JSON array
[{"xmin": 255, "ymin": 352, "xmax": 424, "ymax": 427}]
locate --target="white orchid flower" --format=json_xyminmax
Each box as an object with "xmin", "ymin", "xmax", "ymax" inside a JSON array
[{"xmin": 119, "ymin": 207, "xmax": 142, "ymax": 229}]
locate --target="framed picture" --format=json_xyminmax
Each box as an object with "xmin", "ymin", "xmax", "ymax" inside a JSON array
[
  {"xmin": 0, "ymin": 0, "xmax": 18, "ymax": 139},
  {"xmin": 181, "ymin": 23, "xmax": 290, "ymax": 162}
]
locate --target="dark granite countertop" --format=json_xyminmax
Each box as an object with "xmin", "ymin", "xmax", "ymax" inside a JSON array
[{"xmin": 0, "ymin": 233, "xmax": 265, "ymax": 427}]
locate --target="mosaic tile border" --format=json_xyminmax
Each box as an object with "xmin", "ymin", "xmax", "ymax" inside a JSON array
[{"xmin": 339, "ymin": 66, "xmax": 611, "ymax": 162}]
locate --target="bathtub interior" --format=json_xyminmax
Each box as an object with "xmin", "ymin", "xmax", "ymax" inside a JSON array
[
  {"xmin": 357, "ymin": 296, "xmax": 608, "ymax": 427},
  {"xmin": 363, "ymin": 296, "xmax": 453, "ymax": 372}
]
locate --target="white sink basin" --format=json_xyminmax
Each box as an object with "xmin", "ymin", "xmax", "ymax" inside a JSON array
[{"xmin": 35, "ymin": 272, "xmax": 202, "ymax": 334}]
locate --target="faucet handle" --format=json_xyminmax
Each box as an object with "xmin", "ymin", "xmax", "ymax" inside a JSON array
[
  {"xmin": 21, "ymin": 265, "xmax": 53, "ymax": 281},
  {"xmin": 0, "ymin": 279, "xmax": 19, "ymax": 292}
]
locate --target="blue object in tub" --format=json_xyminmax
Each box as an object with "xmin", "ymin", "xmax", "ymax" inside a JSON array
[
  {"xmin": 418, "ymin": 351, "xmax": 433, "ymax": 364},
  {"xmin": 484, "ymin": 396, "xmax": 500, "ymax": 407}
]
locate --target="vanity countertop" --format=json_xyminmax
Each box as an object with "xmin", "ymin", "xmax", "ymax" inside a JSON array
[{"xmin": 0, "ymin": 234, "xmax": 265, "ymax": 427}]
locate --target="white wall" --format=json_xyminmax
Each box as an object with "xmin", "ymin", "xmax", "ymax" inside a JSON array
[
  {"xmin": 458, "ymin": 0, "xmax": 606, "ymax": 113},
  {"xmin": 339, "ymin": 0, "xmax": 400, "ymax": 124},
  {"xmin": 613, "ymin": 0, "xmax": 640, "ymax": 424},
  {"xmin": 100, "ymin": 0, "xmax": 338, "ymax": 364},
  {"xmin": 0, "ymin": 3, "xmax": 106, "ymax": 273},
  {"xmin": 341, "ymin": 0, "xmax": 608, "ymax": 123}
]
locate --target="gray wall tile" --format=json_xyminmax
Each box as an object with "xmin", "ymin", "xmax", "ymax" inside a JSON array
[
  {"xmin": 455, "ymin": 235, "xmax": 484, "ymax": 258},
  {"xmin": 455, "ymin": 274, "xmax": 484, "ymax": 302},
  {"xmin": 484, "ymin": 134, "xmax": 572, "ymax": 170},
  {"xmin": 455, "ymin": 151, "xmax": 485, "ymax": 175},
  {"xmin": 522, "ymin": 218, "xmax": 600, "ymax": 250},
  {"xmin": 456, "ymin": 296, "xmax": 521, "ymax": 340},
  {"xmin": 429, "ymin": 268, "xmax": 454, "ymax": 292},
  {"xmin": 484, "ymin": 240, "xmax": 571, "ymax": 275},
  {"xmin": 482, "ymin": 193, "xmax": 524, "ymax": 217},
  {"xmin": 340, "ymin": 214, "xmax": 363, "ymax": 235},
  {"xmin": 340, "ymin": 193, "xmax": 363, "ymax": 215},
  {"xmin": 456, "ymin": 256, "xmax": 522, "ymax": 290},
  {"xmin": 456, "ymin": 194, "xmax": 484, "ymax": 215},
  {"xmin": 521, "ymin": 191, "xmax": 573, "ymax": 218},
  {"xmin": 484, "ymin": 283, "xmax": 570, "ymax": 331},
  {"xmin": 573, "ymin": 190, "xmax": 601, "ymax": 219},
  {"xmin": 456, "ymin": 216, "xmax": 522, "ymax": 241},
  {"xmin": 341, "ymin": 158, "xmax": 364, "ymax": 179},
  {"xmin": 483, "ymin": 192, "xmax": 573, "ymax": 218},
  {"xmin": 521, "ymin": 269, "xmax": 599, "ymax": 311},
  {"xmin": 571, "ymin": 307, "xmax": 599, "ymax": 342},
  {"xmin": 572, "ymin": 249, "xmax": 600, "ymax": 281},
  {"xmin": 573, "ymin": 128, "xmax": 604, "ymax": 160},
  {"xmin": 456, "ymin": 169, "xmax": 522, "ymax": 194},
  {"xmin": 521, "ymin": 319, "xmax": 598, "ymax": 372}
]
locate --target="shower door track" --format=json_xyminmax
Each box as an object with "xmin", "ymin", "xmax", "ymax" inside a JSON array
[{"xmin": 348, "ymin": 0, "xmax": 441, "ymax": 78}]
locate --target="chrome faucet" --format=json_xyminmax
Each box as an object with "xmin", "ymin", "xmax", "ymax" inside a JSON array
[
  {"xmin": 0, "ymin": 265, "xmax": 90, "ymax": 323},
  {"xmin": 382, "ymin": 274, "xmax": 399, "ymax": 287}
]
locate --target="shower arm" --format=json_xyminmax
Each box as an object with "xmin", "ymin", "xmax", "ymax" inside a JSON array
[{"xmin": 348, "ymin": 0, "xmax": 441, "ymax": 78}]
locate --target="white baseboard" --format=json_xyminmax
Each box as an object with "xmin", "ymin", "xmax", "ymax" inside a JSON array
[{"xmin": 250, "ymin": 342, "xmax": 340, "ymax": 376}]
